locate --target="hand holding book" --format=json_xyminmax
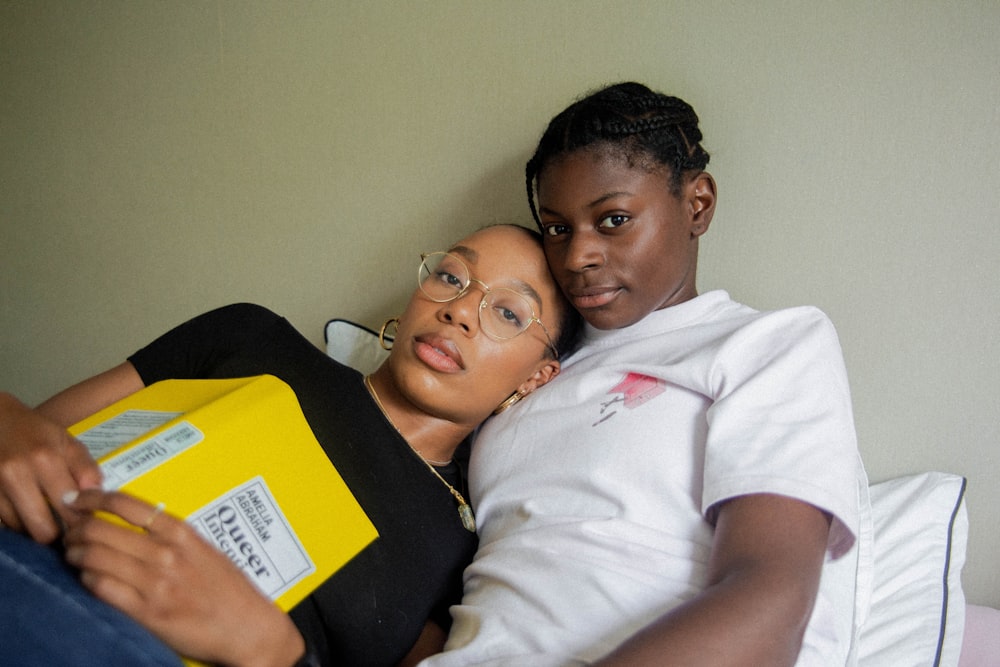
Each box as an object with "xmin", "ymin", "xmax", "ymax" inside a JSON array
[{"xmin": 63, "ymin": 488, "xmax": 307, "ymax": 667}]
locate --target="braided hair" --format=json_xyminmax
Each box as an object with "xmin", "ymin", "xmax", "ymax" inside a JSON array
[{"xmin": 525, "ymin": 82, "xmax": 711, "ymax": 229}]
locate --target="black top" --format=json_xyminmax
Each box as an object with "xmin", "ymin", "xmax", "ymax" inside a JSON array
[{"xmin": 128, "ymin": 303, "xmax": 477, "ymax": 666}]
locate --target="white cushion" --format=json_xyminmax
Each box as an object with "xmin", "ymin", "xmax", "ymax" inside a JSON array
[
  {"xmin": 858, "ymin": 471, "xmax": 968, "ymax": 666},
  {"xmin": 324, "ymin": 319, "xmax": 389, "ymax": 376}
]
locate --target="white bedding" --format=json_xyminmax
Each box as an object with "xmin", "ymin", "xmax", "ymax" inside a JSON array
[{"xmin": 859, "ymin": 472, "xmax": 967, "ymax": 665}]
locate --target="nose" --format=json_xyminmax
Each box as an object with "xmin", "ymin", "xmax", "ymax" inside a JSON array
[
  {"xmin": 439, "ymin": 288, "xmax": 484, "ymax": 336},
  {"xmin": 562, "ymin": 229, "xmax": 604, "ymax": 273}
]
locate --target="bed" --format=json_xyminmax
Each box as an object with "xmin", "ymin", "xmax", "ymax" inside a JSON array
[{"xmin": 325, "ymin": 319, "xmax": 1000, "ymax": 666}]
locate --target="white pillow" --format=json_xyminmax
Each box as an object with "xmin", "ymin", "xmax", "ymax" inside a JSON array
[
  {"xmin": 324, "ymin": 318, "xmax": 390, "ymax": 376},
  {"xmin": 858, "ymin": 472, "xmax": 968, "ymax": 666}
]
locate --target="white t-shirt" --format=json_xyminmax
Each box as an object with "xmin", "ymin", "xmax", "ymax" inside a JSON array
[{"xmin": 424, "ymin": 291, "xmax": 872, "ymax": 667}]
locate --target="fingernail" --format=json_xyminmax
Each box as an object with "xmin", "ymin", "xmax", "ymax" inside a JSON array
[{"xmin": 62, "ymin": 490, "xmax": 79, "ymax": 506}]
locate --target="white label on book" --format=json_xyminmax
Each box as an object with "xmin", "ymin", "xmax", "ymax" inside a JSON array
[
  {"xmin": 77, "ymin": 409, "xmax": 184, "ymax": 459},
  {"xmin": 98, "ymin": 420, "xmax": 203, "ymax": 490},
  {"xmin": 189, "ymin": 476, "xmax": 315, "ymax": 601}
]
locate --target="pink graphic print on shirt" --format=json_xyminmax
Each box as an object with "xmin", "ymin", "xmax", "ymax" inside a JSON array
[{"xmin": 595, "ymin": 372, "xmax": 666, "ymax": 426}]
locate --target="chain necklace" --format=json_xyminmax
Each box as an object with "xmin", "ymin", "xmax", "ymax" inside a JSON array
[{"xmin": 363, "ymin": 376, "xmax": 476, "ymax": 533}]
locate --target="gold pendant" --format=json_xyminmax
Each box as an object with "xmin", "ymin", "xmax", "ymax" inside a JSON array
[{"xmin": 458, "ymin": 503, "xmax": 476, "ymax": 533}]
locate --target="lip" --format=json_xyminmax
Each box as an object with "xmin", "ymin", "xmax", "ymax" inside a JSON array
[
  {"xmin": 566, "ymin": 285, "xmax": 623, "ymax": 311},
  {"xmin": 413, "ymin": 333, "xmax": 465, "ymax": 372}
]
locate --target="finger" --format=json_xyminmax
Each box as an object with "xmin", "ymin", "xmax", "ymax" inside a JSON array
[
  {"xmin": 37, "ymin": 432, "xmax": 102, "ymax": 529},
  {"xmin": 63, "ymin": 503, "xmax": 195, "ymax": 634},
  {"xmin": 63, "ymin": 503, "xmax": 157, "ymax": 555},
  {"xmin": 64, "ymin": 522, "xmax": 161, "ymax": 620},
  {"xmin": 66, "ymin": 489, "xmax": 178, "ymax": 537},
  {"xmin": 77, "ymin": 565, "xmax": 148, "ymax": 620},
  {"xmin": 36, "ymin": 448, "xmax": 96, "ymax": 530},
  {"xmin": 0, "ymin": 460, "xmax": 65, "ymax": 543},
  {"xmin": 0, "ymin": 494, "xmax": 20, "ymax": 532},
  {"xmin": 64, "ymin": 436, "xmax": 104, "ymax": 490},
  {"xmin": 0, "ymin": 401, "xmax": 98, "ymax": 541},
  {"xmin": 65, "ymin": 528, "xmax": 149, "ymax": 582}
]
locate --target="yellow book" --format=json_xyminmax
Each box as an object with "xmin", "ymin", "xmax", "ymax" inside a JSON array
[{"xmin": 69, "ymin": 374, "xmax": 379, "ymax": 615}]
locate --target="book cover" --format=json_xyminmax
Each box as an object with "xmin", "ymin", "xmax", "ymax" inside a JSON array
[{"xmin": 69, "ymin": 374, "xmax": 379, "ymax": 614}]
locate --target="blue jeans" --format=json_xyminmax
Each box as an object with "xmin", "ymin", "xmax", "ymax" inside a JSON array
[{"xmin": 0, "ymin": 528, "xmax": 183, "ymax": 666}]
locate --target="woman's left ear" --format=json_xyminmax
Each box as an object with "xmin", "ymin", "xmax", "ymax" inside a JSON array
[
  {"xmin": 687, "ymin": 172, "xmax": 717, "ymax": 237},
  {"xmin": 518, "ymin": 360, "xmax": 561, "ymax": 398}
]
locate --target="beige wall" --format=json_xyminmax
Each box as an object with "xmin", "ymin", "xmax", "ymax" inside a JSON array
[{"xmin": 2, "ymin": 1, "xmax": 998, "ymax": 605}]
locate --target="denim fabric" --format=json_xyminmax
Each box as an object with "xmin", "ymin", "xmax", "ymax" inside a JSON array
[{"xmin": 0, "ymin": 528, "xmax": 183, "ymax": 666}]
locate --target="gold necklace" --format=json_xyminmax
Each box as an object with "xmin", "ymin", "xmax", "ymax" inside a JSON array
[{"xmin": 364, "ymin": 375, "xmax": 476, "ymax": 533}]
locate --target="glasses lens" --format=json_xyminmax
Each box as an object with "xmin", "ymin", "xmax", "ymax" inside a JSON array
[
  {"xmin": 419, "ymin": 252, "xmax": 469, "ymax": 302},
  {"xmin": 480, "ymin": 289, "xmax": 535, "ymax": 339}
]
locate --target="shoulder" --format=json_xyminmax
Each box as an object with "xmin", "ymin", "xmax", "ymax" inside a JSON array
[
  {"xmin": 169, "ymin": 303, "xmax": 295, "ymax": 342},
  {"xmin": 700, "ymin": 302, "xmax": 851, "ymax": 408},
  {"xmin": 674, "ymin": 294, "xmax": 844, "ymax": 367},
  {"xmin": 194, "ymin": 302, "xmax": 286, "ymax": 328},
  {"xmin": 128, "ymin": 303, "xmax": 304, "ymax": 383},
  {"xmin": 715, "ymin": 302, "xmax": 841, "ymax": 355}
]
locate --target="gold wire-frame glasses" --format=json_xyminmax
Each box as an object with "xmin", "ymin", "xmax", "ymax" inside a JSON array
[{"xmin": 418, "ymin": 251, "xmax": 559, "ymax": 359}]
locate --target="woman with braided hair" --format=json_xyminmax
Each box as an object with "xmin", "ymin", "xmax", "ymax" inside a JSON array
[{"xmin": 424, "ymin": 83, "xmax": 869, "ymax": 666}]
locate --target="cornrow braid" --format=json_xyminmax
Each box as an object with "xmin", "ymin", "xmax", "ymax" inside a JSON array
[{"xmin": 525, "ymin": 82, "xmax": 710, "ymax": 229}]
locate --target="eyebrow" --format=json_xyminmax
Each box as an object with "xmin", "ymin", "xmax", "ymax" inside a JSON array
[
  {"xmin": 538, "ymin": 191, "xmax": 634, "ymax": 217},
  {"xmin": 508, "ymin": 280, "xmax": 544, "ymax": 310},
  {"xmin": 447, "ymin": 244, "xmax": 545, "ymax": 310},
  {"xmin": 449, "ymin": 244, "xmax": 479, "ymax": 263}
]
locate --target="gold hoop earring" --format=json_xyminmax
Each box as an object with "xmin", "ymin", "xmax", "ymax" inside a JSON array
[
  {"xmin": 493, "ymin": 389, "xmax": 525, "ymax": 415},
  {"xmin": 379, "ymin": 318, "xmax": 399, "ymax": 351}
]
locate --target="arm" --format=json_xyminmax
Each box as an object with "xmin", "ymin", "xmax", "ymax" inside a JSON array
[
  {"xmin": 596, "ymin": 493, "xmax": 831, "ymax": 667},
  {"xmin": 35, "ymin": 361, "xmax": 145, "ymax": 426},
  {"xmin": 398, "ymin": 621, "xmax": 448, "ymax": 667},
  {"xmin": 63, "ymin": 489, "xmax": 306, "ymax": 667},
  {"xmin": 0, "ymin": 362, "xmax": 142, "ymax": 542}
]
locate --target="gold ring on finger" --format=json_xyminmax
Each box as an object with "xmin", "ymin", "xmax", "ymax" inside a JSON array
[{"xmin": 143, "ymin": 502, "xmax": 166, "ymax": 531}]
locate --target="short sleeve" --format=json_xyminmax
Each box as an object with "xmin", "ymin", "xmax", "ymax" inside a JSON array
[
  {"xmin": 703, "ymin": 307, "xmax": 861, "ymax": 557},
  {"xmin": 128, "ymin": 303, "xmax": 286, "ymax": 385}
]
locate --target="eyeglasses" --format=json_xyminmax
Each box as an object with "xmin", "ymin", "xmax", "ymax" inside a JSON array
[{"xmin": 418, "ymin": 251, "xmax": 559, "ymax": 359}]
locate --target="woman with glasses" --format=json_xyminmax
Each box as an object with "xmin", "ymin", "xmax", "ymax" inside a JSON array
[{"xmin": 0, "ymin": 224, "xmax": 581, "ymax": 667}]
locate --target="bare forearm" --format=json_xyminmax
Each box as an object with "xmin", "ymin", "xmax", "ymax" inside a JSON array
[
  {"xmin": 35, "ymin": 362, "xmax": 144, "ymax": 426},
  {"xmin": 598, "ymin": 494, "xmax": 830, "ymax": 667},
  {"xmin": 596, "ymin": 566, "xmax": 814, "ymax": 667}
]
